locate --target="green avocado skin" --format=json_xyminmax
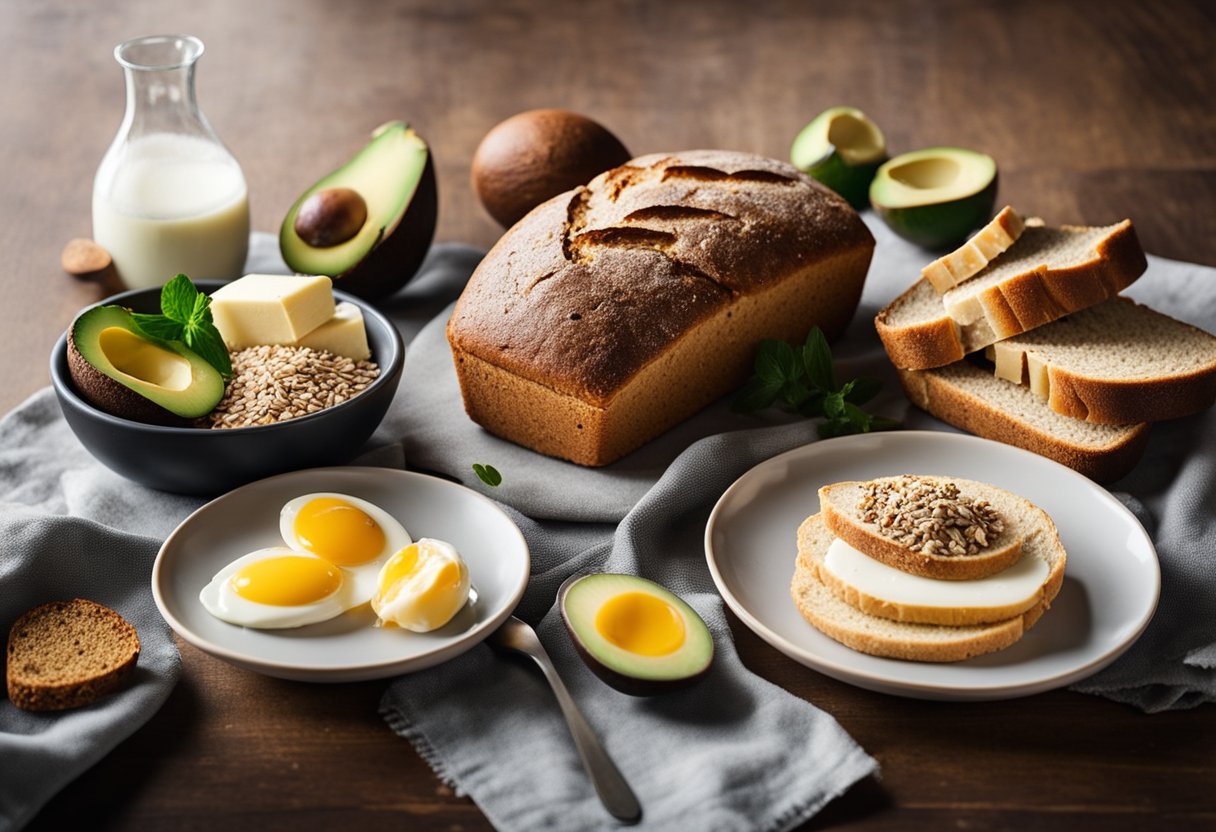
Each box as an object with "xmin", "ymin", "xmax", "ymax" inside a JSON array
[
  {"xmin": 872, "ymin": 175, "xmax": 998, "ymax": 250},
  {"xmin": 807, "ymin": 153, "xmax": 885, "ymax": 210},
  {"xmin": 68, "ymin": 305, "xmax": 224, "ymax": 425}
]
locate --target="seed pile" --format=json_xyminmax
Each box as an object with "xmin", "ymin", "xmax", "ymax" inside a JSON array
[
  {"xmin": 205, "ymin": 345, "xmax": 379, "ymax": 429},
  {"xmin": 857, "ymin": 475, "xmax": 1005, "ymax": 557}
]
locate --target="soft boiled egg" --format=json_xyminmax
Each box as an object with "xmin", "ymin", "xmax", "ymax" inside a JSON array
[{"xmin": 372, "ymin": 538, "xmax": 470, "ymax": 632}]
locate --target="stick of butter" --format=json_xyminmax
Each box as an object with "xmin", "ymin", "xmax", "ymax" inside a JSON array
[
  {"xmin": 210, "ymin": 275, "xmax": 336, "ymax": 349},
  {"xmin": 297, "ymin": 302, "xmax": 371, "ymax": 360}
]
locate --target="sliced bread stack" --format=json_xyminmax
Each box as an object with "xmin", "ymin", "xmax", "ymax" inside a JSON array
[
  {"xmin": 790, "ymin": 475, "xmax": 1066, "ymax": 662},
  {"xmin": 876, "ymin": 207, "xmax": 1216, "ymax": 481}
]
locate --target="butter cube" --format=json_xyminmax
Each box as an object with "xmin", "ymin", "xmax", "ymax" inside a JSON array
[
  {"xmin": 297, "ymin": 302, "xmax": 371, "ymax": 360},
  {"xmin": 210, "ymin": 274, "xmax": 336, "ymax": 349}
]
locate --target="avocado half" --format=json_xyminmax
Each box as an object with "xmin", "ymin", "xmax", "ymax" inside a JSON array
[
  {"xmin": 67, "ymin": 305, "xmax": 225, "ymax": 425},
  {"xmin": 281, "ymin": 121, "xmax": 438, "ymax": 301},
  {"xmin": 791, "ymin": 106, "xmax": 887, "ymax": 209},
  {"xmin": 559, "ymin": 573, "xmax": 714, "ymax": 696},
  {"xmin": 870, "ymin": 146, "xmax": 998, "ymax": 249}
]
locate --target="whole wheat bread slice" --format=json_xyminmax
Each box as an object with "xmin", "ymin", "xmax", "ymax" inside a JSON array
[
  {"xmin": 791, "ymin": 513, "xmax": 1064, "ymax": 662},
  {"xmin": 6, "ymin": 599, "xmax": 140, "ymax": 711},
  {"xmin": 987, "ymin": 297, "xmax": 1216, "ymax": 424},
  {"xmin": 922, "ymin": 206, "xmax": 1025, "ymax": 293},
  {"xmin": 819, "ymin": 476, "xmax": 1026, "ymax": 580},
  {"xmin": 877, "ymin": 220, "xmax": 1147, "ymax": 370},
  {"xmin": 898, "ymin": 361, "xmax": 1150, "ymax": 483}
]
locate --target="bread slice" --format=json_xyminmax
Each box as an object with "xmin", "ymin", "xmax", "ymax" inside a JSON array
[
  {"xmin": 791, "ymin": 513, "xmax": 1063, "ymax": 661},
  {"xmin": 898, "ymin": 360, "xmax": 1150, "ymax": 482},
  {"xmin": 820, "ymin": 476, "xmax": 1027, "ymax": 581},
  {"xmin": 986, "ymin": 297, "xmax": 1216, "ymax": 425},
  {"xmin": 877, "ymin": 220, "xmax": 1147, "ymax": 370},
  {"xmin": 922, "ymin": 206, "xmax": 1025, "ymax": 293},
  {"xmin": 6, "ymin": 599, "xmax": 140, "ymax": 711}
]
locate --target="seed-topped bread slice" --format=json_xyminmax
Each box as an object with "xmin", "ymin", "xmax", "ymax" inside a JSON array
[
  {"xmin": 986, "ymin": 297, "xmax": 1216, "ymax": 425},
  {"xmin": 820, "ymin": 475, "xmax": 1028, "ymax": 581},
  {"xmin": 877, "ymin": 220, "xmax": 1147, "ymax": 370},
  {"xmin": 898, "ymin": 360, "xmax": 1150, "ymax": 483},
  {"xmin": 6, "ymin": 599, "xmax": 140, "ymax": 711},
  {"xmin": 791, "ymin": 513, "xmax": 1064, "ymax": 662},
  {"xmin": 922, "ymin": 206, "xmax": 1025, "ymax": 294}
]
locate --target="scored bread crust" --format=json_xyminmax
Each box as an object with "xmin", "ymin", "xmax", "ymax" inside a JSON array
[
  {"xmin": 447, "ymin": 150, "xmax": 874, "ymax": 466},
  {"xmin": 819, "ymin": 477, "xmax": 1027, "ymax": 581},
  {"xmin": 898, "ymin": 361, "xmax": 1150, "ymax": 483},
  {"xmin": 922, "ymin": 206, "xmax": 1025, "ymax": 294},
  {"xmin": 6, "ymin": 598, "xmax": 140, "ymax": 712},
  {"xmin": 876, "ymin": 220, "xmax": 1148, "ymax": 370},
  {"xmin": 791, "ymin": 514, "xmax": 1062, "ymax": 661}
]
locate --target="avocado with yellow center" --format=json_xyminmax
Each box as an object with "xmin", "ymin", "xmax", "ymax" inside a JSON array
[
  {"xmin": 559, "ymin": 573, "xmax": 714, "ymax": 696},
  {"xmin": 280, "ymin": 121, "xmax": 437, "ymax": 300},
  {"xmin": 791, "ymin": 106, "xmax": 887, "ymax": 210},
  {"xmin": 67, "ymin": 305, "xmax": 224, "ymax": 425},
  {"xmin": 869, "ymin": 146, "xmax": 998, "ymax": 249}
]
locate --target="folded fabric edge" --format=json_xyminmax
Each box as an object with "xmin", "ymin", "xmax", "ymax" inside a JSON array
[
  {"xmin": 378, "ymin": 694, "xmax": 465, "ymax": 797},
  {"xmin": 759, "ymin": 744, "xmax": 879, "ymax": 832}
]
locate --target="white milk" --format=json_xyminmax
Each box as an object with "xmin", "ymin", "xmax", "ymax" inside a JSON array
[{"xmin": 93, "ymin": 133, "xmax": 250, "ymax": 290}]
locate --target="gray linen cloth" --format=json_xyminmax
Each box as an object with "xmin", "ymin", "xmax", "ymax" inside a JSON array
[{"xmin": 2, "ymin": 213, "xmax": 1214, "ymax": 829}]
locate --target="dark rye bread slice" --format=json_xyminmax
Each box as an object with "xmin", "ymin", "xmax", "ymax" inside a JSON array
[
  {"xmin": 792, "ymin": 513, "xmax": 1063, "ymax": 662},
  {"xmin": 819, "ymin": 476, "xmax": 1027, "ymax": 581},
  {"xmin": 877, "ymin": 220, "xmax": 1147, "ymax": 370},
  {"xmin": 898, "ymin": 361, "xmax": 1150, "ymax": 483},
  {"xmin": 7, "ymin": 599, "xmax": 140, "ymax": 711},
  {"xmin": 987, "ymin": 297, "xmax": 1216, "ymax": 424}
]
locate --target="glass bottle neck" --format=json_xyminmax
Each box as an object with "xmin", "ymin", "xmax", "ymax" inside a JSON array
[{"xmin": 120, "ymin": 63, "xmax": 206, "ymax": 140}]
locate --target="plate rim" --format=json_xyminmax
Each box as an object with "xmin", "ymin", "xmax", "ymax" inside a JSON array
[
  {"xmin": 151, "ymin": 465, "xmax": 530, "ymax": 680},
  {"xmin": 704, "ymin": 430, "xmax": 1161, "ymax": 699}
]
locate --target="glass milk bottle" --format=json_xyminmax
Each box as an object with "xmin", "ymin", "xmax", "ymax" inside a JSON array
[{"xmin": 93, "ymin": 35, "xmax": 250, "ymax": 290}]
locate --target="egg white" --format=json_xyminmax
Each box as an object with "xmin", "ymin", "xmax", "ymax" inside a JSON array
[
  {"xmin": 278, "ymin": 492, "xmax": 412, "ymax": 608},
  {"xmin": 199, "ymin": 546, "xmax": 358, "ymax": 629}
]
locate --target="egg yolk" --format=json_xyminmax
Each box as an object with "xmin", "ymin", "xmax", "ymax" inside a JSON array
[
  {"xmin": 293, "ymin": 497, "xmax": 386, "ymax": 566},
  {"xmin": 372, "ymin": 541, "xmax": 469, "ymax": 632},
  {"xmin": 594, "ymin": 591, "xmax": 686, "ymax": 657},
  {"xmin": 231, "ymin": 556, "xmax": 342, "ymax": 606}
]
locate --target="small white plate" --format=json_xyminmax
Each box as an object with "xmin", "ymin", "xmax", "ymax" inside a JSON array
[
  {"xmin": 705, "ymin": 431, "xmax": 1159, "ymax": 701},
  {"xmin": 152, "ymin": 467, "xmax": 530, "ymax": 682}
]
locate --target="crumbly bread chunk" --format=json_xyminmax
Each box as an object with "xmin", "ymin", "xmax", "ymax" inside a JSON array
[
  {"xmin": 922, "ymin": 206, "xmax": 1025, "ymax": 293},
  {"xmin": 898, "ymin": 361, "xmax": 1150, "ymax": 482},
  {"xmin": 7, "ymin": 599, "xmax": 140, "ymax": 711},
  {"xmin": 791, "ymin": 513, "xmax": 1063, "ymax": 661},
  {"xmin": 820, "ymin": 476, "xmax": 1026, "ymax": 580},
  {"xmin": 988, "ymin": 297, "xmax": 1216, "ymax": 424},
  {"xmin": 877, "ymin": 220, "xmax": 1147, "ymax": 370},
  {"xmin": 448, "ymin": 150, "xmax": 874, "ymax": 466}
]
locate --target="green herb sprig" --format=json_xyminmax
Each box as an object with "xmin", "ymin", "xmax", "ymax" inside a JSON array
[
  {"xmin": 733, "ymin": 326, "xmax": 899, "ymax": 438},
  {"xmin": 130, "ymin": 274, "xmax": 232, "ymax": 377},
  {"xmin": 473, "ymin": 463, "xmax": 503, "ymax": 487}
]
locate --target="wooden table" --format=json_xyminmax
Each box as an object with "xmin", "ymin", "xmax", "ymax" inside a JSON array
[{"xmin": 5, "ymin": 1, "xmax": 1213, "ymax": 829}]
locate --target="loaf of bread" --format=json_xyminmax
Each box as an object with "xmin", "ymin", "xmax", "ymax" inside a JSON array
[{"xmin": 447, "ymin": 150, "xmax": 874, "ymax": 466}]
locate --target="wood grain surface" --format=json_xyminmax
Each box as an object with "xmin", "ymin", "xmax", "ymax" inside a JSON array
[{"xmin": 4, "ymin": 0, "xmax": 1215, "ymax": 829}]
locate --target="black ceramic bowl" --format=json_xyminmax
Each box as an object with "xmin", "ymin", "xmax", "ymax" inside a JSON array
[{"xmin": 50, "ymin": 281, "xmax": 404, "ymax": 496}]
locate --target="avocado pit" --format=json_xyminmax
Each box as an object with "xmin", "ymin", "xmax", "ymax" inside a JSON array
[{"xmin": 294, "ymin": 187, "xmax": 369, "ymax": 248}]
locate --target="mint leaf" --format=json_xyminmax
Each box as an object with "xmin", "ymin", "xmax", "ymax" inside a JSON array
[
  {"xmin": 732, "ymin": 375, "xmax": 783, "ymax": 413},
  {"xmin": 756, "ymin": 339, "xmax": 798, "ymax": 386},
  {"xmin": 796, "ymin": 390, "xmax": 827, "ymax": 418},
  {"xmin": 160, "ymin": 274, "xmax": 198, "ymax": 322},
  {"xmin": 130, "ymin": 313, "xmax": 184, "ymax": 342},
  {"xmin": 823, "ymin": 391, "xmax": 845, "ymax": 419},
  {"xmin": 802, "ymin": 326, "xmax": 835, "ymax": 392},
  {"xmin": 473, "ymin": 463, "xmax": 502, "ymax": 487},
  {"xmin": 817, "ymin": 418, "xmax": 853, "ymax": 439},
  {"xmin": 186, "ymin": 326, "xmax": 232, "ymax": 378},
  {"xmin": 843, "ymin": 376, "xmax": 882, "ymax": 405}
]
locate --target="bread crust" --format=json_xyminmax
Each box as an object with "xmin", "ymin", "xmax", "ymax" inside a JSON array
[
  {"xmin": 876, "ymin": 220, "xmax": 1148, "ymax": 370},
  {"xmin": 897, "ymin": 363, "xmax": 1151, "ymax": 483}
]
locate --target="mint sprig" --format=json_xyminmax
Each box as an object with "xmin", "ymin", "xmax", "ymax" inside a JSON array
[
  {"xmin": 131, "ymin": 274, "xmax": 232, "ymax": 377},
  {"xmin": 733, "ymin": 326, "xmax": 899, "ymax": 438}
]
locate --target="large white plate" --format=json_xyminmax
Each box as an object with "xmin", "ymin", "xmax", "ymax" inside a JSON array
[
  {"xmin": 705, "ymin": 431, "xmax": 1159, "ymax": 701},
  {"xmin": 153, "ymin": 467, "xmax": 530, "ymax": 682}
]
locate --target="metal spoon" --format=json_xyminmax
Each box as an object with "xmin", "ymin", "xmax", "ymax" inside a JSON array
[{"xmin": 488, "ymin": 615, "xmax": 642, "ymax": 824}]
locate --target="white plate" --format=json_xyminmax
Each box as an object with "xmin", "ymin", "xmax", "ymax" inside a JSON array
[
  {"xmin": 705, "ymin": 431, "xmax": 1159, "ymax": 701},
  {"xmin": 152, "ymin": 467, "xmax": 530, "ymax": 682}
]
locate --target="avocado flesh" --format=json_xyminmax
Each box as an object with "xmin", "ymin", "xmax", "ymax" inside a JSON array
[
  {"xmin": 560, "ymin": 573, "xmax": 714, "ymax": 696},
  {"xmin": 870, "ymin": 147, "xmax": 998, "ymax": 249},
  {"xmin": 280, "ymin": 121, "xmax": 437, "ymax": 300},
  {"xmin": 791, "ymin": 107, "xmax": 886, "ymax": 209},
  {"xmin": 68, "ymin": 305, "xmax": 224, "ymax": 424}
]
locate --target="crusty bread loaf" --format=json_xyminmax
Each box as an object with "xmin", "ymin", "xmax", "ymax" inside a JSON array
[
  {"xmin": 898, "ymin": 360, "xmax": 1150, "ymax": 482},
  {"xmin": 877, "ymin": 220, "xmax": 1147, "ymax": 370},
  {"xmin": 792, "ymin": 514, "xmax": 1063, "ymax": 661},
  {"xmin": 447, "ymin": 150, "xmax": 874, "ymax": 466},
  {"xmin": 7, "ymin": 599, "xmax": 140, "ymax": 711},
  {"xmin": 987, "ymin": 297, "xmax": 1216, "ymax": 425},
  {"xmin": 819, "ymin": 476, "xmax": 1027, "ymax": 581},
  {"xmin": 922, "ymin": 206, "xmax": 1025, "ymax": 293}
]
